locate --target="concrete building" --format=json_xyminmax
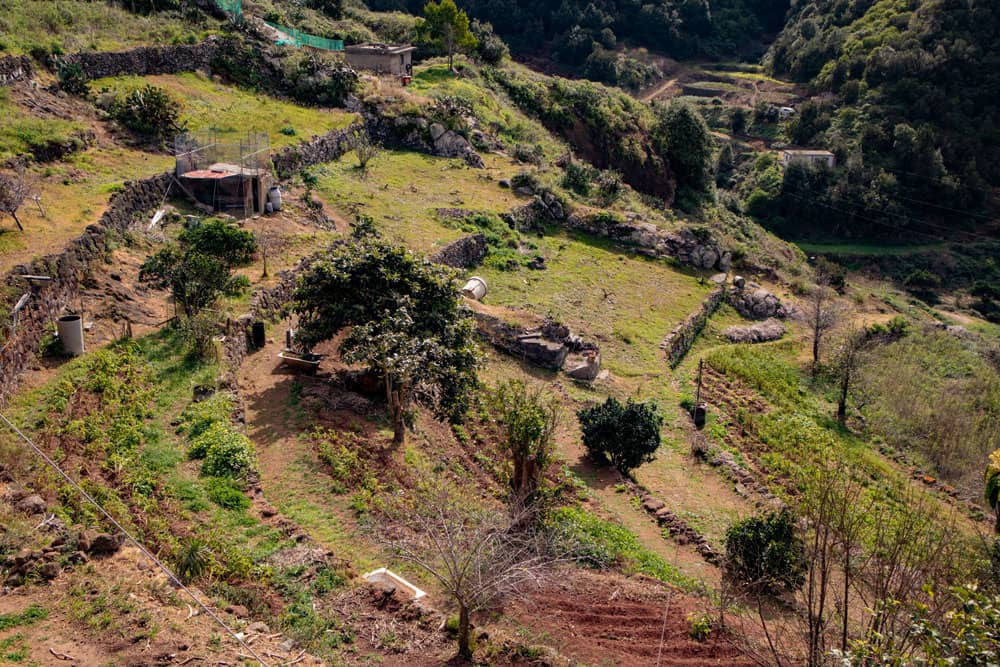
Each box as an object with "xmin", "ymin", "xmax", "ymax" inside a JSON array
[
  {"xmin": 344, "ymin": 44, "xmax": 416, "ymax": 76},
  {"xmin": 781, "ymin": 149, "xmax": 836, "ymax": 169}
]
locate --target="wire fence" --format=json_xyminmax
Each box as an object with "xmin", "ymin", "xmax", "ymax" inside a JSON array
[{"xmin": 264, "ymin": 21, "xmax": 344, "ymax": 51}]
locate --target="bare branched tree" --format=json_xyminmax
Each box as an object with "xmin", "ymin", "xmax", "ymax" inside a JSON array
[
  {"xmin": 801, "ymin": 284, "xmax": 840, "ymax": 376},
  {"xmin": 376, "ymin": 484, "xmax": 563, "ymax": 660},
  {"xmin": 0, "ymin": 163, "xmax": 36, "ymax": 232},
  {"xmin": 832, "ymin": 325, "xmax": 869, "ymax": 424}
]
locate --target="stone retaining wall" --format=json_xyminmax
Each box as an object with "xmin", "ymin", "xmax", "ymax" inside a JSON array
[
  {"xmin": 65, "ymin": 39, "xmax": 225, "ymax": 80},
  {"xmin": 428, "ymin": 234, "xmax": 487, "ymax": 269},
  {"xmin": 272, "ymin": 123, "xmax": 363, "ymax": 180},
  {"xmin": 0, "ymin": 56, "xmax": 32, "ymax": 86},
  {"xmin": 0, "ymin": 173, "xmax": 172, "ymax": 406},
  {"xmin": 660, "ymin": 286, "xmax": 725, "ymax": 368}
]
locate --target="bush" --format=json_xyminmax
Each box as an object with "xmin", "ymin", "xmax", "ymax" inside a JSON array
[
  {"xmin": 577, "ymin": 397, "xmax": 662, "ymax": 474},
  {"xmin": 205, "ymin": 477, "xmax": 250, "ymax": 511},
  {"xmin": 107, "ymin": 85, "xmax": 184, "ymax": 139},
  {"xmin": 724, "ymin": 509, "xmax": 806, "ymax": 595},
  {"xmin": 562, "ymin": 161, "xmax": 595, "ymax": 196},
  {"xmin": 471, "ymin": 19, "xmax": 508, "ymax": 65},
  {"xmin": 189, "ymin": 422, "xmax": 257, "ymax": 480},
  {"xmin": 178, "ymin": 220, "xmax": 257, "ymax": 268},
  {"xmin": 55, "ymin": 59, "xmax": 88, "ymax": 96},
  {"xmin": 175, "ymin": 539, "xmax": 210, "ymax": 583}
]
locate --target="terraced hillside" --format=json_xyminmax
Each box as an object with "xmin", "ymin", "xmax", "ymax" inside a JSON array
[{"xmin": 0, "ymin": 2, "xmax": 998, "ymax": 666}]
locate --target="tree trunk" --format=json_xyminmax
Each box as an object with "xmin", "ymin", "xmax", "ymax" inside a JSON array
[
  {"xmin": 837, "ymin": 368, "xmax": 850, "ymax": 424},
  {"xmin": 812, "ymin": 329, "xmax": 821, "ymax": 376},
  {"xmin": 10, "ymin": 211, "xmax": 23, "ymax": 232},
  {"xmin": 457, "ymin": 604, "xmax": 472, "ymax": 660},
  {"xmin": 386, "ymin": 376, "xmax": 406, "ymax": 445}
]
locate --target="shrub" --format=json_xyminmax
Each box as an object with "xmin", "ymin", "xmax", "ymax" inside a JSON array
[
  {"xmin": 178, "ymin": 220, "xmax": 257, "ymax": 268},
  {"xmin": 724, "ymin": 509, "xmax": 806, "ymax": 595},
  {"xmin": 190, "ymin": 422, "xmax": 257, "ymax": 480},
  {"xmin": 688, "ymin": 612, "xmax": 712, "ymax": 641},
  {"xmin": 577, "ymin": 397, "xmax": 662, "ymax": 474},
  {"xmin": 178, "ymin": 394, "xmax": 233, "ymax": 440},
  {"xmin": 205, "ymin": 477, "xmax": 250, "ymax": 511},
  {"xmin": 107, "ymin": 85, "xmax": 184, "ymax": 139},
  {"xmin": 471, "ymin": 19, "xmax": 508, "ymax": 65},
  {"xmin": 562, "ymin": 161, "xmax": 595, "ymax": 196},
  {"xmin": 55, "ymin": 59, "xmax": 88, "ymax": 95},
  {"xmin": 595, "ymin": 170, "xmax": 623, "ymax": 204}
]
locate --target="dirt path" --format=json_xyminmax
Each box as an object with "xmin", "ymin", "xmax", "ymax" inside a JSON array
[{"xmin": 641, "ymin": 77, "xmax": 679, "ymax": 102}]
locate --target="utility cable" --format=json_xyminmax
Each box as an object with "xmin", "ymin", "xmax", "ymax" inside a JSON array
[{"xmin": 0, "ymin": 412, "xmax": 270, "ymax": 667}]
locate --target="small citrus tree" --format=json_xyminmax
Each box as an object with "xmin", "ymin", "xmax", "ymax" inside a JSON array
[{"xmin": 577, "ymin": 397, "xmax": 662, "ymax": 475}]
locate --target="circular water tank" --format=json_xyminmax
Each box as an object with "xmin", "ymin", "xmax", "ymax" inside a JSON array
[
  {"xmin": 461, "ymin": 276, "xmax": 488, "ymax": 301},
  {"xmin": 56, "ymin": 315, "xmax": 84, "ymax": 357}
]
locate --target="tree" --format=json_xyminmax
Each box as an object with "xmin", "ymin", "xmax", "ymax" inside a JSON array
[
  {"xmin": 140, "ymin": 219, "xmax": 256, "ymax": 318},
  {"xmin": 577, "ymin": 397, "xmax": 662, "ymax": 475},
  {"xmin": 178, "ymin": 219, "xmax": 257, "ymax": 267},
  {"xmin": 802, "ymin": 284, "xmax": 839, "ymax": 376},
  {"xmin": 306, "ymin": 0, "xmax": 344, "ymax": 19},
  {"xmin": 292, "ymin": 238, "xmax": 478, "ymax": 443},
  {"xmin": 832, "ymin": 325, "xmax": 868, "ymax": 424},
  {"xmin": 487, "ymin": 380, "xmax": 560, "ymax": 511},
  {"xmin": 377, "ymin": 483, "xmax": 558, "ymax": 660},
  {"xmin": 654, "ymin": 100, "xmax": 714, "ymax": 200},
  {"xmin": 724, "ymin": 509, "xmax": 806, "ymax": 597},
  {"xmin": 987, "ymin": 449, "xmax": 1000, "ymax": 534},
  {"xmin": 140, "ymin": 248, "xmax": 232, "ymax": 318},
  {"xmin": 419, "ymin": 0, "xmax": 478, "ymax": 71},
  {"xmin": 0, "ymin": 165, "xmax": 32, "ymax": 232},
  {"xmin": 471, "ymin": 19, "xmax": 508, "ymax": 65}
]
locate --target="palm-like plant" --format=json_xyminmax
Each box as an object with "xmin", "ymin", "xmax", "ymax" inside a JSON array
[{"xmin": 986, "ymin": 450, "xmax": 1000, "ymax": 534}]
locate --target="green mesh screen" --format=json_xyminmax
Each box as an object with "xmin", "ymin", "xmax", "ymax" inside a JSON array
[
  {"xmin": 214, "ymin": 0, "xmax": 242, "ymax": 14},
  {"xmin": 264, "ymin": 22, "xmax": 344, "ymax": 51}
]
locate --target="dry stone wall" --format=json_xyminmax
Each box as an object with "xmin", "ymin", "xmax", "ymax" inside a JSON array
[
  {"xmin": 65, "ymin": 39, "xmax": 226, "ymax": 80},
  {"xmin": 428, "ymin": 234, "xmax": 487, "ymax": 269},
  {"xmin": 0, "ymin": 173, "xmax": 172, "ymax": 406},
  {"xmin": 272, "ymin": 123, "xmax": 363, "ymax": 179},
  {"xmin": 660, "ymin": 286, "xmax": 725, "ymax": 368},
  {"xmin": 0, "ymin": 56, "xmax": 32, "ymax": 86}
]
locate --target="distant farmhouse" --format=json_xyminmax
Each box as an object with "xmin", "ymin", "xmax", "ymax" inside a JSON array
[
  {"xmin": 781, "ymin": 149, "xmax": 836, "ymax": 169},
  {"xmin": 345, "ymin": 44, "xmax": 416, "ymax": 76}
]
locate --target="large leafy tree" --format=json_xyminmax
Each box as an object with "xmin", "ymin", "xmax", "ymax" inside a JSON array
[
  {"xmin": 292, "ymin": 237, "xmax": 478, "ymax": 443},
  {"xmin": 419, "ymin": 0, "xmax": 478, "ymax": 70},
  {"xmin": 654, "ymin": 100, "xmax": 714, "ymax": 202},
  {"xmin": 577, "ymin": 397, "xmax": 662, "ymax": 475}
]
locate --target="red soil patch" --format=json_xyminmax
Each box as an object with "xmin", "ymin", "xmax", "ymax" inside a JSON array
[{"xmin": 505, "ymin": 569, "xmax": 753, "ymax": 667}]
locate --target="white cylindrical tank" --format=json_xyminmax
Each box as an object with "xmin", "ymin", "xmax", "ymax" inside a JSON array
[
  {"xmin": 56, "ymin": 315, "xmax": 84, "ymax": 356},
  {"xmin": 268, "ymin": 186, "xmax": 282, "ymax": 212},
  {"xmin": 461, "ymin": 276, "xmax": 488, "ymax": 301}
]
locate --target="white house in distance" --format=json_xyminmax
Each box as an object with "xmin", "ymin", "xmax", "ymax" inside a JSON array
[{"xmin": 781, "ymin": 149, "xmax": 836, "ymax": 169}]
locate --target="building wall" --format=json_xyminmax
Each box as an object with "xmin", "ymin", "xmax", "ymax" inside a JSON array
[
  {"xmin": 345, "ymin": 51, "xmax": 411, "ymax": 76},
  {"xmin": 782, "ymin": 153, "xmax": 835, "ymax": 169}
]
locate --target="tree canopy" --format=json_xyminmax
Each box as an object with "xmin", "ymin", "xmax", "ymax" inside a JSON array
[
  {"xmin": 418, "ymin": 0, "xmax": 478, "ymax": 70},
  {"xmin": 577, "ymin": 397, "xmax": 662, "ymax": 474},
  {"xmin": 292, "ymin": 237, "xmax": 478, "ymax": 442}
]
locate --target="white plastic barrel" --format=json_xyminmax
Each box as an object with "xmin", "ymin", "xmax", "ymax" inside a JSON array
[
  {"xmin": 461, "ymin": 276, "xmax": 488, "ymax": 301},
  {"xmin": 57, "ymin": 315, "xmax": 84, "ymax": 356},
  {"xmin": 267, "ymin": 186, "xmax": 282, "ymax": 212}
]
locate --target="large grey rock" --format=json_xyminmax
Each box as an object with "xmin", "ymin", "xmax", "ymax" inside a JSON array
[
  {"xmin": 727, "ymin": 283, "xmax": 787, "ymax": 320},
  {"xmin": 429, "ymin": 234, "xmax": 488, "ymax": 269},
  {"xmin": 724, "ymin": 318, "xmax": 786, "ymax": 343},
  {"xmin": 15, "ymin": 494, "xmax": 46, "ymax": 515}
]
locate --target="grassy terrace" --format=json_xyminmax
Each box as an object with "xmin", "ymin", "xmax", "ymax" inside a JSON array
[
  {"xmin": 91, "ymin": 72, "xmax": 359, "ymax": 146},
  {"xmin": 0, "ymin": 1, "xmax": 221, "ymax": 55},
  {"xmin": 315, "ymin": 149, "xmax": 712, "ymax": 386}
]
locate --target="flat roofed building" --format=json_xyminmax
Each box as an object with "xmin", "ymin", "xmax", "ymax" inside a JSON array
[
  {"xmin": 781, "ymin": 149, "xmax": 836, "ymax": 169},
  {"xmin": 344, "ymin": 44, "xmax": 416, "ymax": 76}
]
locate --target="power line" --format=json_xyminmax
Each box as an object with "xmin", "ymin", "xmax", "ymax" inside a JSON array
[
  {"xmin": 0, "ymin": 412, "xmax": 270, "ymax": 667},
  {"xmin": 781, "ymin": 190, "xmax": 997, "ymax": 243}
]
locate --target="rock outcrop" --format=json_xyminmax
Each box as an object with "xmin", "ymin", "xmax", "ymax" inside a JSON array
[
  {"xmin": 0, "ymin": 55, "xmax": 32, "ymax": 86},
  {"xmin": 727, "ymin": 283, "xmax": 787, "ymax": 320},
  {"xmin": 473, "ymin": 313, "xmax": 601, "ymax": 378}
]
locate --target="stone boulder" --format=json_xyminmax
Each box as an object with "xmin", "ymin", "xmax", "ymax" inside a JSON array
[
  {"xmin": 724, "ymin": 318, "xmax": 786, "ymax": 343},
  {"xmin": 429, "ymin": 233, "xmax": 488, "ymax": 269},
  {"xmin": 727, "ymin": 283, "xmax": 787, "ymax": 320},
  {"xmin": 14, "ymin": 494, "xmax": 46, "ymax": 515}
]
